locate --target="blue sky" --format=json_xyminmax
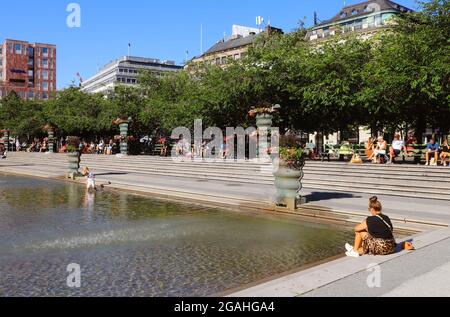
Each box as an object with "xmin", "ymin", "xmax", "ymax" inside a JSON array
[{"xmin": 0, "ymin": 0, "xmax": 418, "ymax": 89}]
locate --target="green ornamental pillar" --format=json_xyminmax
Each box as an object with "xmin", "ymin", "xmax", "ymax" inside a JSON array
[
  {"xmin": 256, "ymin": 114, "xmax": 273, "ymax": 161},
  {"xmin": 48, "ymin": 128, "xmax": 54, "ymax": 153},
  {"xmin": 3, "ymin": 130, "xmax": 10, "ymax": 151},
  {"xmin": 119, "ymin": 122, "xmax": 129, "ymax": 156}
]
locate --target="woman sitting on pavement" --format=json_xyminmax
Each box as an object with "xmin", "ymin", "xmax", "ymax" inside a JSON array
[
  {"xmin": 440, "ymin": 139, "xmax": 450, "ymax": 167},
  {"xmin": 345, "ymin": 196, "xmax": 396, "ymax": 258}
]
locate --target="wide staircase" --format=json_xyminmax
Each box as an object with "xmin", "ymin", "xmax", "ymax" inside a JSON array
[{"xmin": 3, "ymin": 152, "xmax": 450, "ymax": 201}]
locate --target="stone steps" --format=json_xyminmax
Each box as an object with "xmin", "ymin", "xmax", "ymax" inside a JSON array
[{"xmin": 4, "ymin": 153, "xmax": 450, "ymax": 201}]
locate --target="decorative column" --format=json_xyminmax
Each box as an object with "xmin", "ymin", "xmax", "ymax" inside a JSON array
[
  {"xmin": 119, "ymin": 121, "xmax": 129, "ymax": 156},
  {"xmin": 66, "ymin": 136, "xmax": 81, "ymax": 179},
  {"xmin": 48, "ymin": 128, "xmax": 55, "ymax": 153},
  {"xmin": 2, "ymin": 130, "xmax": 10, "ymax": 150},
  {"xmin": 256, "ymin": 113, "xmax": 273, "ymax": 161}
]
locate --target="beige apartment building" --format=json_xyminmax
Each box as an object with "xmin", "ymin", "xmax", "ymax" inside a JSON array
[{"xmin": 187, "ymin": 25, "xmax": 283, "ymax": 69}]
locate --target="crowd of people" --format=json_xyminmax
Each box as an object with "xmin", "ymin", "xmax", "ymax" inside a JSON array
[
  {"xmin": 2, "ymin": 133, "xmax": 450, "ymax": 167},
  {"xmin": 365, "ymin": 135, "xmax": 450, "ymax": 166}
]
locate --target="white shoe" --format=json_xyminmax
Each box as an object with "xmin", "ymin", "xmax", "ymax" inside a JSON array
[
  {"xmin": 345, "ymin": 243, "xmax": 353, "ymax": 252},
  {"xmin": 346, "ymin": 250, "xmax": 360, "ymax": 258},
  {"xmin": 425, "ymin": 162, "xmax": 430, "ymax": 166}
]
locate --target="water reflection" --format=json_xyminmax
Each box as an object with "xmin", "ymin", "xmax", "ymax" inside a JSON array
[{"xmin": 0, "ymin": 174, "xmax": 353, "ymax": 297}]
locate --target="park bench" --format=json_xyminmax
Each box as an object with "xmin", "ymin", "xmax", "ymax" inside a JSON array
[
  {"xmin": 338, "ymin": 143, "xmax": 354, "ymax": 161},
  {"xmin": 152, "ymin": 143, "xmax": 168, "ymax": 156},
  {"xmin": 400, "ymin": 144, "xmax": 427, "ymax": 164},
  {"xmin": 321, "ymin": 144, "xmax": 340, "ymax": 162}
]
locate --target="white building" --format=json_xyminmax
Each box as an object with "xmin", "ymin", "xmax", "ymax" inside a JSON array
[{"xmin": 81, "ymin": 56, "xmax": 183, "ymax": 94}]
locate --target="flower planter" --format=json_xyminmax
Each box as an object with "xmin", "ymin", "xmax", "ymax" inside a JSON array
[
  {"xmin": 273, "ymin": 159, "xmax": 305, "ymax": 211},
  {"xmin": 256, "ymin": 114, "xmax": 273, "ymax": 161},
  {"xmin": 67, "ymin": 152, "xmax": 81, "ymax": 177}
]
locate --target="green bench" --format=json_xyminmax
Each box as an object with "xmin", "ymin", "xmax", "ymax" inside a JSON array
[
  {"xmin": 152, "ymin": 143, "xmax": 168, "ymax": 156},
  {"xmin": 400, "ymin": 144, "xmax": 427, "ymax": 163}
]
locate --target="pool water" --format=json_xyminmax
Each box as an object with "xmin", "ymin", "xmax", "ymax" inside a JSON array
[{"xmin": 0, "ymin": 174, "xmax": 353, "ymax": 297}]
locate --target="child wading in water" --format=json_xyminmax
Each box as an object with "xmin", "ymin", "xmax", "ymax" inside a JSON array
[{"xmin": 82, "ymin": 167, "xmax": 96, "ymax": 191}]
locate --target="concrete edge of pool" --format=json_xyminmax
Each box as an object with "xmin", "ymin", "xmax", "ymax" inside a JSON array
[
  {"xmin": 227, "ymin": 228, "xmax": 450, "ymax": 297},
  {"xmin": 1, "ymin": 168, "xmax": 448, "ymax": 298}
]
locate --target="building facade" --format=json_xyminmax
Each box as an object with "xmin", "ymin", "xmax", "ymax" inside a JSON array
[
  {"xmin": 306, "ymin": 0, "xmax": 413, "ymax": 147},
  {"xmin": 0, "ymin": 39, "xmax": 56, "ymax": 100},
  {"xmin": 306, "ymin": 0, "xmax": 413, "ymax": 42},
  {"xmin": 81, "ymin": 56, "xmax": 183, "ymax": 94},
  {"xmin": 187, "ymin": 25, "xmax": 283, "ymax": 69}
]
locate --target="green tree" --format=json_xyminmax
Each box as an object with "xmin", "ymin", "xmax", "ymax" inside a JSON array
[{"xmin": 0, "ymin": 92, "xmax": 46, "ymax": 139}]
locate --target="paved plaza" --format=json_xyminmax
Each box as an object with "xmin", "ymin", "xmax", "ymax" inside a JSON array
[{"xmin": 1, "ymin": 152, "xmax": 449, "ymax": 297}]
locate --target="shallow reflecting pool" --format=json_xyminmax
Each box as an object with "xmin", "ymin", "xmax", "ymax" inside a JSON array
[{"xmin": 0, "ymin": 174, "xmax": 353, "ymax": 297}]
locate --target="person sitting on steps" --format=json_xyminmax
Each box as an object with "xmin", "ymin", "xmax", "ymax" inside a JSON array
[
  {"xmin": 388, "ymin": 134, "xmax": 407, "ymax": 164},
  {"xmin": 440, "ymin": 139, "xmax": 449, "ymax": 167},
  {"xmin": 374, "ymin": 136, "xmax": 387, "ymax": 164},
  {"xmin": 425, "ymin": 139, "xmax": 440, "ymax": 166},
  {"xmin": 345, "ymin": 196, "xmax": 396, "ymax": 258}
]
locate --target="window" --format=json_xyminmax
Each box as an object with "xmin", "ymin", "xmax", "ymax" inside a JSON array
[
  {"xmin": 351, "ymin": 9, "xmax": 358, "ymax": 15},
  {"xmin": 340, "ymin": 12, "xmax": 347, "ymax": 18},
  {"xmin": 42, "ymin": 47, "xmax": 48, "ymax": 55},
  {"xmin": 28, "ymin": 91, "xmax": 34, "ymax": 99},
  {"xmin": 42, "ymin": 92, "xmax": 49, "ymax": 100},
  {"xmin": 42, "ymin": 70, "xmax": 49, "ymax": 80},
  {"xmin": 42, "ymin": 82, "xmax": 48, "ymax": 90},
  {"xmin": 15, "ymin": 44, "xmax": 22, "ymax": 54},
  {"xmin": 28, "ymin": 47, "xmax": 34, "ymax": 56},
  {"xmin": 50, "ymin": 82, "xmax": 53, "ymax": 91},
  {"xmin": 42, "ymin": 58, "xmax": 48, "ymax": 67},
  {"xmin": 28, "ymin": 70, "xmax": 33, "ymax": 77}
]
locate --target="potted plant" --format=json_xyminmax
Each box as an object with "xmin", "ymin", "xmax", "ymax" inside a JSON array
[
  {"xmin": 248, "ymin": 103, "xmax": 280, "ymax": 127},
  {"xmin": 66, "ymin": 136, "xmax": 81, "ymax": 177},
  {"xmin": 249, "ymin": 103, "xmax": 280, "ymax": 160},
  {"xmin": 272, "ymin": 134, "xmax": 306, "ymax": 210}
]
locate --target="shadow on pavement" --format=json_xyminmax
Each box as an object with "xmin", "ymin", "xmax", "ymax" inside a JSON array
[{"xmin": 306, "ymin": 191, "xmax": 361, "ymax": 202}]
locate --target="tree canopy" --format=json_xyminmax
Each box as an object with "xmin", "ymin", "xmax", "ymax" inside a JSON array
[{"xmin": 0, "ymin": 0, "xmax": 448, "ymax": 142}]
